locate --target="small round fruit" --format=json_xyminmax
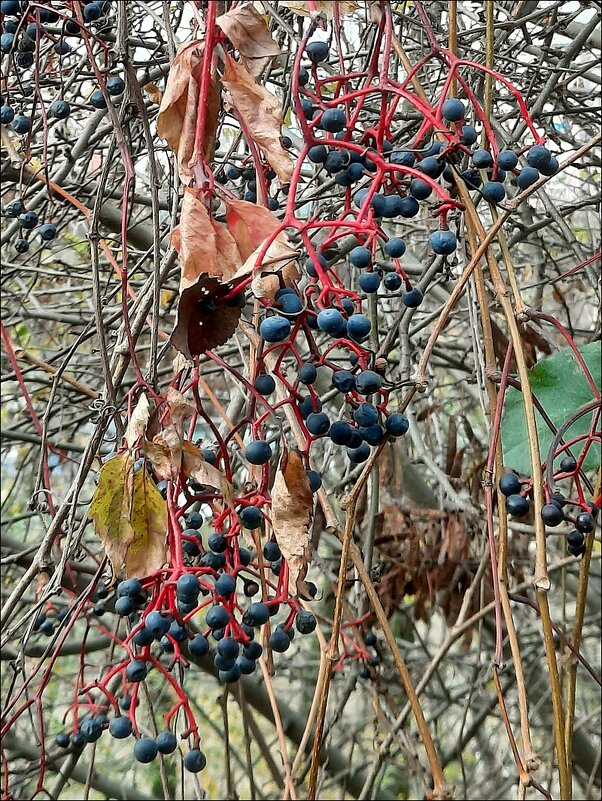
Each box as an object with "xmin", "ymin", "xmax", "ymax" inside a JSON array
[
  {"xmin": 329, "ymin": 421, "xmax": 354, "ymax": 445},
  {"xmin": 188, "ymin": 634, "xmax": 210, "ymax": 658},
  {"xmin": 208, "ymin": 532, "xmax": 227, "ymax": 553},
  {"xmin": 184, "ymin": 748, "xmax": 207, "ymax": 772},
  {"xmin": 560, "ymin": 455, "xmax": 577, "ymax": 473},
  {"xmin": 506, "ymin": 494, "xmax": 530, "ymax": 518},
  {"xmin": 442, "ymin": 98, "xmax": 466, "ymax": 122},
  {"xmin": 472, "ymin": 149, "xmax": 493, "ymax": 169},
  {"xmin": 215, "ymin": 573, "xmax": 236, "ymax": 597},
  {"xmin": 384, "ymin": 237, "xmax": 406, "ymax": 258},
  {"xmin": 269, "ymin": 628, "xmax": 291, "ymax": 653},
  {"xmin": 115, "ymin": 596, "xmax": 135, "ymax": 616},
  {"xmin": 56, "ymin": 732, "xmax": 70, "ymax": 748},
  {"xmin": 346, "ymin": 314, "xmax": 371, "ymax": 341},
  {"xmin": 259, "ymin": 316, "xmax": 291, "ymax": 343},
  {"xmin": 50, "ymin": 100, "xmax": 70, "ymax": 119},
  {"xmin": 306, "ymin": 412, "xmax": 330, "ymax": 436},
  {"xmin": 106, "ymin": 75, "xmax": 125, "ymax": 96},
  {"xmin": 206, "ymin": 605, "xmax": 230, "ymax": 630},
  {"xmin": 240, "ymin": 505, "xmax": 263, "ymax": 529},
  {"xmin": 134, "ymin": 737, "xmax": 158, "ymax": 763},
  {"xmin": 156, "ymin": 730, "xmax": 177, "ymax": 754},
  {"xmin": 354, "ymin": 403, "xmax": 379, "ymax": 427},
  {"xmin": 11, "ymin": 115, "xmax": 31, "ymax": 135},
  {"xmin": 460, "ymin": 125, "xmax": 478, "ymax": 145},
  {"xmin": 317, "ymin": 308, "xmax": 345, "ymax": 335},
  {"xmin": 296, "ymin": 610, "xmax": 317, "ymax": 634},
  {"xmin": 125, "ymin": 659, "xmax": 148, "ymax": 683},
  {"xmin": 39, "ymin": 223, "xmax": 57, "ymax": 241},
  {"xmin": 263, "ymin": 540, "xmax": 281, "ymax": 561},
  {"xmin": 575, "ymin": 512, "xmax": 595, "ymax": 534},
  {"xmin": 6, "ymin": 199, "xmax": 25, "ymax": 217},
  {"xmin": 332, "ymin": 370, "xmax": 356, "ymax": 393},
  {"xmin": 15, "ymin": 239, "xmax": 29, "ymax": 254},
  {"xmin": 244, "ymin": 602, "xmax": 270, "ymax": 626},
  {"xmin": 320, "ymin": 107, "xmax": 346, "ymax": 133},
  {"xmin": 298, "ymin": 363, "xmax": 318, "ymax": 384},
  {"xmin": 83, "ymin": 2, "xmax": 102, "ymax": 22},
  {"xmin": 245, "ymin": 440, "xmax": 272, "ymax": 465},
  {"xmin": 306, "ymin": 469, "xmax": 322, "ymax": 492},
  {"xmin": 355, "ymin": 370, "xmax": 382, "ymax": 395},
  {"xmin": 109, "ymin": 716, "xmax": 133, "ymax": 739},
  {"xmin": 383, "ymin": 272, "xmax": 402, "ymax": 291},
  {"xmin": 517, "ymin": 167, "xmax": 539, "ymax": 189},
  {"xmin": 89, "ymin": 90, "xmax": 107, "ymax": 109},
  {"xmin": 539, "ymin": 156, "xmax": 559, "ymax": 176},
  {"xmin": 526, "ymin": 145, "xmax": 552, "ymax": 170},
  {"xmin": 306, "ymin": 40, "xmax": 329, "ymax": 63},
  {"xmin": 308, "ymin": 144, "xmax": 328, "ymax": 163},
  {"xmin": 385, "ymin": 413, "xmax": 409, "ymax": 437},
  {"xmin": 497, "ymin": 150, "xmax": 518, "ymax": 170},
  {"xmin": 409, "ymin": 179, "xmax": 432, "ymax": 200},
  {"xmin": 541, "ymin": 503, "xmax": 563, "ymax": 527},
  {"xmin": 499, "ymin": 472, "xmax": 521, "ymax": 496},
  {"xmin": 481, "ymin": 181, "xmax": 506, "ymax": 203},
  {"xmin": 403, "ymin": 288, "xmax": 423, "ymax": 308},
  {"xmin": 349, "ymin": 246, "xmax": 372, "ymax": 269},
  {"xmin": 254, "ymin": 374, "xmax": 276, "ymax": 395},
  {"xmin": 19, "ymin": 210, "xmax": 39, "ymax": 229},
  {"xmin": 360, "ymin": 271, "xmax": 381, "ymax": 293},
  {"xmin": 347, "ymin": 442, "xmax": 371, "ymax": 463},
  {"xmin": 430, "ymin": 230, "xmax": 457, "ymax": 255}
]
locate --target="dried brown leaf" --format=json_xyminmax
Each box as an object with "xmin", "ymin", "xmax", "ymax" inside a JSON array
[
  {"xmin": 125, "ymin": 392, "xmax": 152, "ymax": 448},
  {"xmin": 225, "ymin": 197, "xmax": 281, "ymax": 262},
  {"xmin": 145, "ymin": 83, "xmax": 163, "ymax": 104},
  {"xmin": 246, "ymin": 234, "xmax": 300, "ymax": 300},
  {"xmin": 172, "ymin": 190, "xmax": 242, "ymax": 292},
  {"xmin": 157, "ymin": 41, "xmax": 220, "ymax": 184},
  {"xmin": 181, "ymin": 441, "xmax": 233, "ymax": 507},
  {"xmin": 217, "ymin": 5, "xmax": 281, "ymax": 78},
  {"xmin": 276, "ymin": 1, "xmax": 357, "ymax": 18},
  {"xmin": 222, "ymin": 56, "xmax": 293, "ymax": 184},
  {"xmin": 171, "ymin": 276, "xmax": 242, "ymax": 357},
  {"xmin": 271, "ymin": 449, "xmax": 313, "ymax": 593}
]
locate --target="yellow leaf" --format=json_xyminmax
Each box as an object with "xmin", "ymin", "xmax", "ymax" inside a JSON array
[
  {"xmin": 126, "ymin": 468, "xmax": 169, "ymax": 577},
  {"xmin": 89, "ymin": 455, "xmax": 168, "ymax": 578},
  {"xmin": 89, "ymin": 454, "xmax": 135, "ymax": 574}
]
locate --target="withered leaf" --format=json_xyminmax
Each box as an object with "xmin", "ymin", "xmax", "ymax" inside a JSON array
[
  {"xmin": 125, "ymin": 392, "xmax": 152, "ymax": 448},
  {"xmin": 171, "ymin": 276, "xmax": 242, "ymax": 357},
  {"xmin": 157, "ymin": 41, "xmax": 220, "ymax": 185},
  {"xmin": 222, "ymin": 56, "xmax": 293, "ymax": 185},
  {"xmin": 181, "ymin": 441, "xmax": 233, "ymax": 507},
  {"xmin": 217, "ymin": 5, "xmax": 281, "ymax": 78},
  {"xmin": 246, "ymin": 234, "xmax": 300, "ymax": 300},
  {"xmin": 143, "ymin": 388, "xmax": 196, "ymax": 478},
  {"xmin": 271, "ymin": 449, "xmax": 313, "ymax": 593},
  {"xmin": 172, "ymin": 189, "xmax": 241, "ymax": 282},
  {"xmin": 89, "ymin": 456, "xmax": 168, "ymax": 578},
  {"xmin": 277, "ymin": 0, "xmax": 357, "ymax": 17},
  {"xmin": 225, "ymin": 197, "xmax": 282, "ymax": 262}
]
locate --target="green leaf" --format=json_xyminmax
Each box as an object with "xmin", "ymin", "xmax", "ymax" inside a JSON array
[{"xmin": 501, "ymin": 343, "xmax": 601, "ymax": 475}]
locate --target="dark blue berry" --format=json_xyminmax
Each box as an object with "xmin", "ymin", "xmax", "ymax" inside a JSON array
[{"xmin": 245, "ymin": 440, "xmax": 272, "ymax": 465}]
